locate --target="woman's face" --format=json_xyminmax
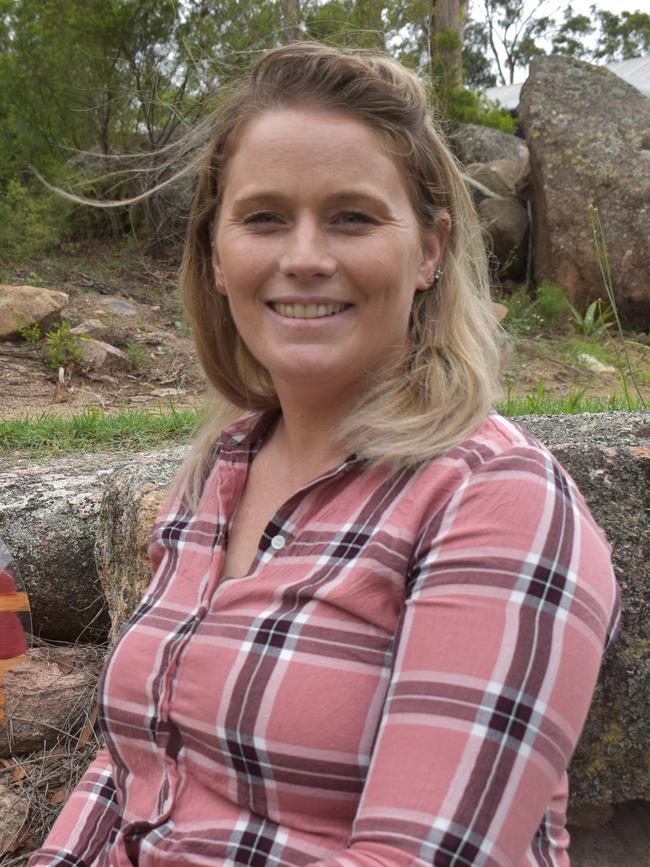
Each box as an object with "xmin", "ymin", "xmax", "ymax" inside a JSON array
[{"xmin": 212, "ymin": 108, "xmax": 448, "ymax": 404}]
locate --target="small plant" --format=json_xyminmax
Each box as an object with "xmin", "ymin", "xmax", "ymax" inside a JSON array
[
  {"xmin": 501, "ymin": 286, "xmax": 547, "ymax": 335},
  {"xmin": 126, "ymin": 342, "xmax": 148, "ymax": 370},
  {"xmin": 500, "ymin": 377, "xmax": 644, "ymax": 415},
  {"xmin": 43, "ymin": 320, "xmax": 83, "ymax": 370},
  {"xmin": 0, "ymin": 179, "xmax": 69, "ymax": 262},
  {"xmin": 438, "ymin": 87, "xmax": 518, "ymax": 133},
  {"xmin": 17, "ymin": 322, "xmax": 43, "ymax": 347},
  {"xmin": 501, "ymin": 282, "xmax": 573, "ymax": 337},
  {"xmin": 588, "ymin": 204, "xmax": 646, "ymax": 409},
  {"xmin": 535, "ymin": 281, "xmax": 571, "ymax": 329},
  {"xmin": 568, "ymin": 298, "xmax": 614, "ymax": 337}
]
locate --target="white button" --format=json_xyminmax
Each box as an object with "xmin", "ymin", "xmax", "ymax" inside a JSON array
[{"xmin": 271, "ymin": 534, "xmax": 286, "ymax": 551}]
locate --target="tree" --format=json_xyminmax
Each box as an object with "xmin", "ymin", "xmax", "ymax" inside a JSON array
[
  {"xmin": 430, "ymin": 0, "xmax": 468, "ymax": 89},
  {"xmin": 470, "ymin": 0, "xmax": 650, "ymax": 87},
  {"xmin": 550, "ymin": 5, "xmax": 594, "ymax": 59},
  {"xmin": 281, "ymin": 0, "xmax": 302, "ymax": 42},
  {"xmin": 593, "ymin": 8, "xmax": 650, "ymax": 61},
  {"xmin": 479, "ymin": 0, "xmax": 554, "ymax": 85},
  {"xmin": 0, "ymin": 0, "xmax": 286, "ymax": 184},
  {"xmin": 463, "ymin": 18, "xmax": 498, "ymax": 86}
]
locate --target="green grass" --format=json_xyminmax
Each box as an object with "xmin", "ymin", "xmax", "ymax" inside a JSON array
[
  {"xmin": 497, "ymin": 380, "xmax": 645, "ymax": 416},
  {"xmin": 0, "ymin": 391, "xmax": 644, "ymax": 461},
  {"xmin": 557, "ymin": 336, "xmax": 618, "ymax": 367},
  {"xmin": 0, "ymin": 406, "xmax": 202, "ymax": 456}
]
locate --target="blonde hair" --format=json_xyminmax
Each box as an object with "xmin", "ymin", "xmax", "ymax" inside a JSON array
[{"xmin": 179, "ymin": 42, "xmax": 503, "ymax": 505}]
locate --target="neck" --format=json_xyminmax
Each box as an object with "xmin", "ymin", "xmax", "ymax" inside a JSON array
[{"xmin": 264, "ymin": 379, "xmax": 360, "ymax": 482}]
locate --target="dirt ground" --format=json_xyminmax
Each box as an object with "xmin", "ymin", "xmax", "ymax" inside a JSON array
[
  {"xmin": 1, "ymin": 247, "xmax": 205, "ymax": 420},
  {"xmin": 1, "ymin": 244, "xmax": 649, "ymax": 420}
]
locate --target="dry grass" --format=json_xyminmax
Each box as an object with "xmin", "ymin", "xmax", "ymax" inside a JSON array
[{"xmin": 0, "ymin": 638, "xmax": 108, "ymax": 865}]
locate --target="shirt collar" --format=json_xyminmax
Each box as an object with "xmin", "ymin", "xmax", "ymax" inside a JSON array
[
  {"xmin": 218, "ymin": 410, "xmax": 280, "ymax": 454},
  {"xmin": 218, "ymin": 409, "xmax": 364, "ymax": 474}
]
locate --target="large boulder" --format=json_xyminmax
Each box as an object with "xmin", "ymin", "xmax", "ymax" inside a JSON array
[
  {"xmin": 465, "ymin": 160, "xmax": 530, "ymax": 279},
  {"xmin": 0, "ymin": 285, "xmax": 68, "ymax": 340},
  {"xmin": 451, "ymin": 123, "xmax": 529, "ymax": 166},
  {"xmin": 0, "ymin": 448, "xmax": 184, "ymax": 641},
  {"xmin": 0, "ymin": 645, "xmax": 103, "ymax": 756},
  {"xmin": 520, "ymin": 413, "xmax": 650, "ymax": 808},
  {"xmin": 95, "ymin": 459, "xmax": 179, "ymax": 644},
  {"xmin": 477, "ymin": 196, "xmax": 529, "ymax": 278},
  {"xmin": 519, "ymin": 55, "xmax": 650, "ymax": 327}
]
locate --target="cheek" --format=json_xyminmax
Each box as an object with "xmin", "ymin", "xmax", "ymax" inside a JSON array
[{"xmin": 220, "ymin": 239, "xmax": 272, "ymax": 288}]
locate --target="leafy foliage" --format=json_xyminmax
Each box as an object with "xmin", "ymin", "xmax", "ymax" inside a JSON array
[
  {"xmin": 470, "ymin": 0, "xmax": 650, "ymax": 85},
  {"xmin": 43, "ymin": 320, "xmax": 84, "ymax": 370},
  {"xmin": 0, "ymin": 180, "xmax": 70, "ymax": 261},
  {"xmin": 567, "ymin": 298, "xmax": 614, "ymax": 337},
  {"xmin": 439, "ymin": 87, "xmax": 517, "ymax": 132},
  {"xmin": 1, "ymin": 0, "xmax": 647, "ymax": 258},
  {"xmin": 501, "ymin": 282, "xmax": 571, "ymax": 335},
  {"xmin": 594, "ymin": 9, "xmax": 650, "ymax": 61}
]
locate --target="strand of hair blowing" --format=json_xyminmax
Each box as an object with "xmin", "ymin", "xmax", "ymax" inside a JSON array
[{"xmin": 176, "ymin": 43, "xmax": 504, "ymax": 508}]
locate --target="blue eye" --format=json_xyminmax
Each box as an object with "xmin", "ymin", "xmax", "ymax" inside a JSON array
[{"xmin": 244, "ymin": 212, "xmax": 280, "ymax": 225}]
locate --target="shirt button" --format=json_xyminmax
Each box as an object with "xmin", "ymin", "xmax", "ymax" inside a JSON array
[{"xmin": 271, "ymin": 534, "xmax": 286, "ymax": 551}]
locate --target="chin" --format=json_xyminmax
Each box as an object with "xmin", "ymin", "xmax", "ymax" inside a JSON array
[{"xmin": 271, "ymin": 358, "xmax": 356, "ymax": 389}]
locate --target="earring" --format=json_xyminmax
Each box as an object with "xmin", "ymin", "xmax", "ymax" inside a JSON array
[{"xmin": 424, "ymin": 265, "xmax": 444, "ymax": 288}]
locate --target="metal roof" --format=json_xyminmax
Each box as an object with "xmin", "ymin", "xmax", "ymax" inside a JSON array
[{"xmin": 484, "ymin": 54, "xmax": 650, "ymax": 109}]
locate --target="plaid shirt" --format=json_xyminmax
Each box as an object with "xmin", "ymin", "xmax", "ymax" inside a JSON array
[{"xmin": 30, "ymin": 411, "xmax": 620, "ymax": 867}]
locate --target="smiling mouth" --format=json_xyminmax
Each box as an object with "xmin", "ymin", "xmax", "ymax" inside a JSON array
[{"xmin": 269, "ymin": 302, "xmax": 350, "ymax": 319}]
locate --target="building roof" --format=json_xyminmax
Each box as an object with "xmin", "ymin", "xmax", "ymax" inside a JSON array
[{"xmin": 484, "ymin": 54, "xmax": 650, "ymax": 109}]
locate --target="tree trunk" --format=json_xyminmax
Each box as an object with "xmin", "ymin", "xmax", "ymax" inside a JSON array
[
  {"xmin": 430, "ymin": 0, "xmax": 468, "ymax": 89},
  {"xmin": 281, "ymin": 0, "xmax": 301, "ymax": 43}
]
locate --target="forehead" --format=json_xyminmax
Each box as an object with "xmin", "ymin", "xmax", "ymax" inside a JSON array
[{"xmin": 220, "ymin": 107, "xmax": 412, "ymax": 202}]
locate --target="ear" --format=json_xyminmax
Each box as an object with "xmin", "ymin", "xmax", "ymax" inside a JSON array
[
  {"xmin": 415, "ymin": 211, "xmax": 451, "ymax": 291},
  {"xmin": 209, "ymin": 221, "xmax": 227, "ymax": 296}
]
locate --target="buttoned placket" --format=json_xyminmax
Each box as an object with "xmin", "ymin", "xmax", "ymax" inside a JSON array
[{"xmin": 137, "ymin": 426, "xmax": 363, "ymax": 840}]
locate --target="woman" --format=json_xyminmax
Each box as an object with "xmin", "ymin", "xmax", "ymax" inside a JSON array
[{"xmin": 30, "ymin": 43, "xmax": 619, "ymax": 866}]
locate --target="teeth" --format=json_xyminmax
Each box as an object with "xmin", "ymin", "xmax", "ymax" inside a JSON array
[{"xmin": 272, "ymin": 302, "xmax": 347, "ymax": 319}]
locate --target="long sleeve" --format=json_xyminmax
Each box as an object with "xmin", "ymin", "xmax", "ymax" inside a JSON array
[
  {"xmin": 27, "ymin": 747, "xmax": 121, "ymax": 866},
  {"xmin": 308, "ymin": 443, "xmax": 620, "ymax": 867}
]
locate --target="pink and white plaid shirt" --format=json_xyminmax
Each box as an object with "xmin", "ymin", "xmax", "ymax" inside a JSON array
[{"xmin": 30, "ymin": 411, "xmax": 620, "ymax": 867}]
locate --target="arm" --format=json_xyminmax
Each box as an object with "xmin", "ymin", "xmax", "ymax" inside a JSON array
[
  {"xmin": 27, "ymin": 746, "xmax": 121, "ymax": 866},
  {"xmin": 310, "ymin": 444, "xmax": 619, "ymax": 866}
]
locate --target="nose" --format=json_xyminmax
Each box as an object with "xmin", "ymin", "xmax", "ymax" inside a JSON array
[{"xmin": 278, "ymin": 217, "xmax": 337, "ymax": 281}]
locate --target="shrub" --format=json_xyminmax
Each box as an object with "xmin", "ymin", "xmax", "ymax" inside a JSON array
[
  {"xmin": 0, "ymin": 179, "xmax": 70, "ymax": 262},
  {"xmin": 434, "ymin": 87, "xmax": 518, "ymax": 134},
  {"xmin": 501, "ymin": 282, "xmax": 573, "ymax": 336},
  {"xmin": 43, "ymin": 320, "xmax": 83, "ymax": 369},
  {"xmin": 535, "ymin": 281, "xmax": 571, "ymax": 329},
  {"xmin": 126, "ymin": 342, "xmax": 148, "ymax": 369},
  {"xmin": 17, "ymin": 322, "xmax": 43, "ymax": 347}
]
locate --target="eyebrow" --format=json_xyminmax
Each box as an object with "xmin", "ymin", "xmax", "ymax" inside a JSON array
[{"xmin": 230, "ymin": 190, "xmax": 393, "ymax": 212}]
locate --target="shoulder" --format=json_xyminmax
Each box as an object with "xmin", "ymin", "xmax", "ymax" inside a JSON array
[
  {"xmin": 414, "ymin": 410, "xmax": 606, "ymax": 539},
  {"xmin": 408, "ymin": 412, "xmax": 619, "ymax": 648},
  {"xmin": 411, "ymin": 411, "xmax": 564, "ymax": 500}
]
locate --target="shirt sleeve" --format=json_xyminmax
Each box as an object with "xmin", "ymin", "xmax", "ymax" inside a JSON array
[
  {"xmin": 308, "ymin": 444, "xmax": 620, "ymax": 867},
  {"xmin": 27, "ymin": 746, "xmax": 121, "ymax": 866}
]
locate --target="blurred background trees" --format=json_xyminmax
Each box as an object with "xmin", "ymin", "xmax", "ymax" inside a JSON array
[{"xmin": 0, "ymin": 0, "xmax": 647, "ymax": 260}]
